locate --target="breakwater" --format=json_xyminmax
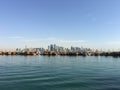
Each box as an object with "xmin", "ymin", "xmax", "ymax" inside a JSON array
[
  {"xmin": 0, "ymin": 51, "xmax": 120, "ymax": 57},
  {"xmin": 0, "ymin": 51, "xmax": 39, "ymax": 56}
]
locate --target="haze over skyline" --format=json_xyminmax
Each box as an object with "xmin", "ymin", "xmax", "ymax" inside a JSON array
[{"xmin": 0, "ymin": 0, "xmax": 120, "ymax": 50}]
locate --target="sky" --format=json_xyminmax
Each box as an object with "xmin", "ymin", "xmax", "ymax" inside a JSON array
[{"xmin": 0, "ymin": 0, "xmax": 120, "ymax": 50}]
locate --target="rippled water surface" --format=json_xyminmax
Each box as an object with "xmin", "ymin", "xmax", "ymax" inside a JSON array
[{"xmin": 0, "ymin": 56, "xmax": 120, "ymax": 90}]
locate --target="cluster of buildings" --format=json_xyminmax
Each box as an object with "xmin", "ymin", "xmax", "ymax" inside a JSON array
[
  {"xmin": 0, "ymin": 44, "xmax": 120, "ymax": 57},
  {"xmin": 0, "ymin": 44, "xmax": 92, "ymax": 56},
  {"xmin": 35, "ymin": 44, "xmax": 92, "ymax": 55}
]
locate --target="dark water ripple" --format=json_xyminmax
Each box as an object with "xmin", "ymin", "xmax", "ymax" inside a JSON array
[{"xmin": 0, "ymin": 56, "xmax": 120, "ymax": 90}]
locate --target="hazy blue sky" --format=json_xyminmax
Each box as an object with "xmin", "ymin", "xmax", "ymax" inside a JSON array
[{"xmin": 0, "ymin": 0, "xmax": 120, "ymax": 49}]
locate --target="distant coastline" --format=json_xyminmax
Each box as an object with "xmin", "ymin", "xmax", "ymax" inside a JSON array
[
  {"xmin": 0, "ymin": 51, "xmax": 120, "ymax": 58},
  {"xmin": 0, "ymin": 44, "xmax": 120, "ymax": 57}
]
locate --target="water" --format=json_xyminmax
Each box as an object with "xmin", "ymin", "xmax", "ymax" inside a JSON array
[{"xmin": 0, "ymin": 56, "xmax": 120, "ymax": 90}]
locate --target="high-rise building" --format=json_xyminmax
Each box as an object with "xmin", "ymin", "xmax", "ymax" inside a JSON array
[
  {"xmin": 54, "ymin": 44, "xmax": 59, "ymax": 51},
  {"xmin": 48, "ymin": 46, "xmax": 50, "ymax": 51},
  {"xmin": 50, "ymin": 44, "xmax": 54, "ymax": 51}
]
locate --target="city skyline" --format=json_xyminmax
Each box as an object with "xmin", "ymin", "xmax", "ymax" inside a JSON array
[{"xmin": 0, "ymin": 0, "xmax": 120, "ymax": 50}]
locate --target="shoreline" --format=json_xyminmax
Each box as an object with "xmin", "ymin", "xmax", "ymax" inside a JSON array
[{"xmin": 0, "ymin": 51, "xmax": 120, "ymax": 57}]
